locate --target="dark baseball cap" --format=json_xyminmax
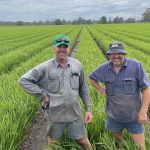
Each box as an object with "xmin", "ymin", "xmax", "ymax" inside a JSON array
[
  {"xmin": 54, "ymin": 35, "xmax": 70, "ymax": 47},
  {"xmin": 106, "ymin": 41, "xmax": 127, "ymax": 55}
]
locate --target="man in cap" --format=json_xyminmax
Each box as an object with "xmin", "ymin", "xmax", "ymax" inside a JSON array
[
  {"xmin": 89, "ymin": 41, "xmax": 150, "ymax": 150},
  {"xmin": 18, "ymin": 35, "xmax": 93, "ymax": 150}
]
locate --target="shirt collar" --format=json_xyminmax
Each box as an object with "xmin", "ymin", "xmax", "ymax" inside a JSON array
[
  {"xmin": 54, "ymin": 57, "xmax": 70, "ymax": 68},
  {"xmin": 122, "ymin": 58, "xmax": 128, "ymax": 67}
]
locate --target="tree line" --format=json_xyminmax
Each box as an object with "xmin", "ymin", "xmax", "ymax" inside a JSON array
[{"xmin": 1, "ymin": 8, "xmax": 150, "ymax": 25}]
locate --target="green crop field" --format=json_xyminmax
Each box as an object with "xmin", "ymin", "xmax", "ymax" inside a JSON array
[{"xmin": 0, "ymin": 24, "xmax": 150, "ymax": 150}]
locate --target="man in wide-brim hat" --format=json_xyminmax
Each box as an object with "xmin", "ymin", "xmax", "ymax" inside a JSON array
[{"xmin": 90, "ymin": 41, "xmax": 150, "ymax": 150}]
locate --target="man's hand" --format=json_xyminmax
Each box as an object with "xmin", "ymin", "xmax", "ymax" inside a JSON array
[
  {"xmin": 43, "ymin": 96, "xmax": 50, "ymax": 103},
  {"xmin": 85, "ymin": 112, "xmax": 93, "ymax": 124},
  {"xmin": 138, "ymin": 110, "xmax": 148, "ymax": 124},
  {"xmin": 99, "ymin": 88, "xmax": 106, "ymax": 95},
  {"xmin": 42, "ymin": 96, "xmax": 50, "ymax": 110}
]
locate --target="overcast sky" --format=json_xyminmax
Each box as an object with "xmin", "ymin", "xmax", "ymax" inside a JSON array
[{"xmin": 0, "ymin": 0, "xmax": 150, "ymax": 22}]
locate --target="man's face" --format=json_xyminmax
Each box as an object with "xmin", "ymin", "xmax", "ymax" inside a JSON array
[
  {"xmin": 109, "ymin": 53, "xmax": 125, "ymax": 67},
  {"xmin": 54, "ymin": 44, "xmax": 69, "ymax": 60}
]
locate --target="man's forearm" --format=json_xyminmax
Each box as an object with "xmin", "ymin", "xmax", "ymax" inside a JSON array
[
  {"xmin": 141, "ymin": 87, "xmax": 150, "ymax": 113},
  {"xmin": 18, "ymin": 78, "xmax": 47, "ymax": 100},
  {"xmin": 90, "ymin": 79, "xmax": 106, "ymax": 95},
  {"xmin": 79, "ymin": 87, "xmax": 91, "ymax": 112},
  {"xmin": 79, "ymin": 73, "xmax": 92, "ymax": 112}
]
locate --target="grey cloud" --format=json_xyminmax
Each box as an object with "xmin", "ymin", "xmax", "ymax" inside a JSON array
[{"xmin": 0, "ymin": 0, "xmax": 149, "ymax": 21}]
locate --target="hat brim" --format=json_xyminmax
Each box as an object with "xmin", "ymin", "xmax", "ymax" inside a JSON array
[
  {"xmin": 106, "ymin": 49, "xmax": 126, "ymax": 55},
  {"xmin": 55, "ymin": 41, "xmax": 69, "ymax": 47}
]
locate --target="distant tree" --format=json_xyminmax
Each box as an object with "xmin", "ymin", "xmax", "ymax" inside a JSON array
[
  {"xmin": 142, "ymin": 8, "xmax": 150, "ymax": 22},
  {"xmin": 45, "ymin": 20, "xmax": 53, "ymax": 25},
  {"xmin": 67, "ymin": 20, "xmax": 72, "ymax": 24},
  {"xmin": 108, "ymin": 17, "xmax": 112, "ymax": 24},
  {"xmin": 77, "ymin": 17, "xmax": 86, "ymax": 24},
  {"xmin": 72, "ymin": 20, "xmax": 78, "ymax": 24},
  {"xmin": 126, "ymin": 18, "xmax": 136, "ymax": 23},
  {"xmin": 113, "ymin": 16, "xmax": 124, "ymax": 24},
  {"xmin": 61, "ymin": 19, "xmax": 67, "ymax": 25},
  {"xmin": 54, "ymin": 19, "xmax": 62, "ymax": 25},
  {"xmin": 86, "ymin": 19, "xmax": 93, "ymax": 24},
  {"xmin": 99, "ymin": 16, "xmax": 107, "ymax": 24},
  {"xmin": 16, "ymin": 21, "xmax": 24, "ymax": 25},
  {"xmin": 37, "ymin": 21, "xmax": 44, "ymax": 25},
  {"xmin": 0, "ymin": 16, "xmax": 139, "ymax": 25}
]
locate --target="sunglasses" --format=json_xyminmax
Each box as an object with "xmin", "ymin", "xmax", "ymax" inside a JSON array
[
  {"xmin": 57, "ymin": 44, "xmax": 68, "ymax": 48},
  {"xmin": 55, "ymin": 39, "xmax": 70, "ymax": 43}
]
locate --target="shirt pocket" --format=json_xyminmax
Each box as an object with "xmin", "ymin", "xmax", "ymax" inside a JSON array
[
  {"xmin": 48, "ymin": 77, "xmax": 60, "ymax": 93},
  {"xmin": 105, "ymin": 79, "xmax": 114, "ymax": 96},
  {"xmin": 70, "ymin": 73, "xmax": 79, "ymax": 90},
  {"xmin": 123, "ymin": 78, "xmax": 136, "ymax": 94}
]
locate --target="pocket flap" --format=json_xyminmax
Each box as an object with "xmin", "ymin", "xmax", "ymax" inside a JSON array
[{"xmin": 123, "ymin": 78, "xmax": 135, "ymax": 82}]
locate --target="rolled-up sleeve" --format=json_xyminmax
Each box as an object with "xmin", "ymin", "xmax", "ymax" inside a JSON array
[
  {"xmin": 137, "ymin": 63, "xmax": 150, "ymax": 91},
  {"xmin": 89, "ymin": 66, "xmax": 104, "ymax": 83},
  {"xmin": 18, "ymin": 66, "xmax": 47, "ymax": 100}
]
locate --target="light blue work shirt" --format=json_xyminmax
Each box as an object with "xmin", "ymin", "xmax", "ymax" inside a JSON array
[
  {"xmin": 19, "ymin": 57, "xmax": 91, "ymax": 122},
  {"xmin": 90, "ymin": 58, "xmax": 150, "ymax": 122}
]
